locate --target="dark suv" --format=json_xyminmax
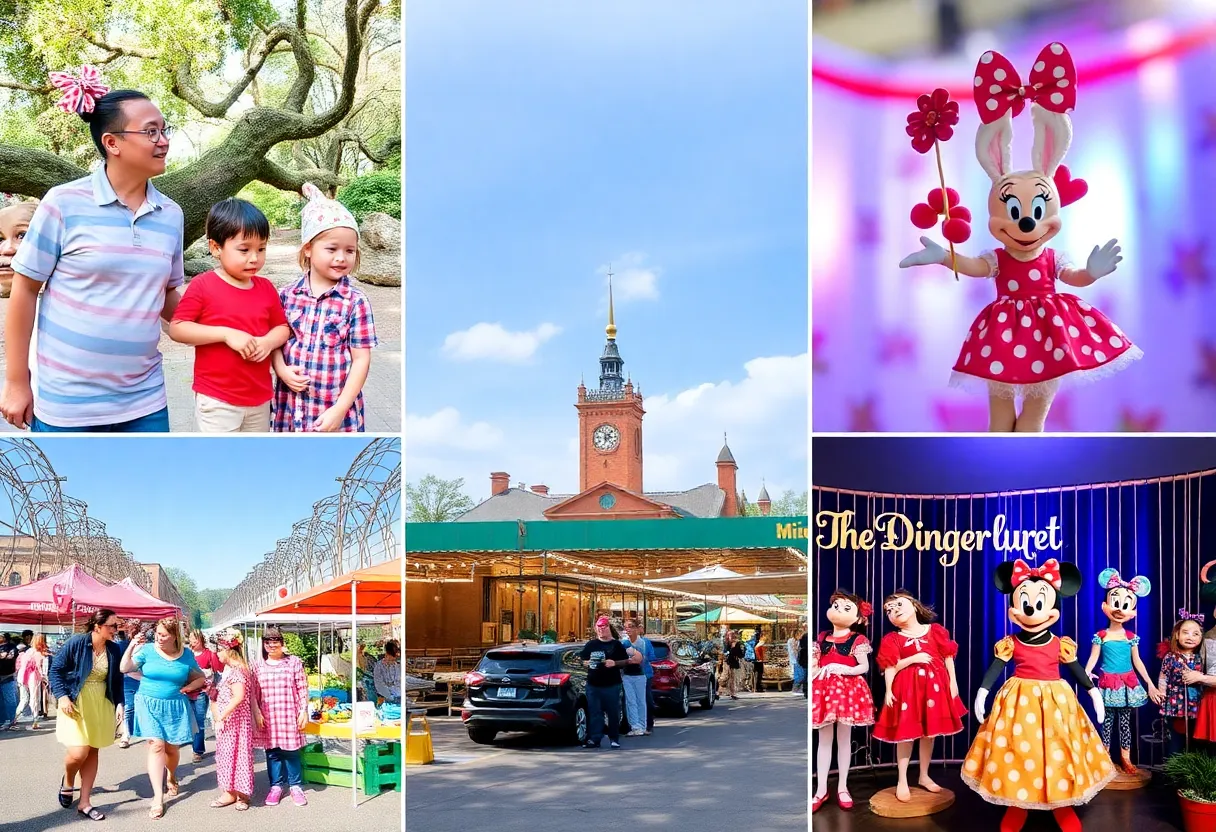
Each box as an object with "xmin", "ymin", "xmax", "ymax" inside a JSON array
[
  {"xmin": 461, "ymin": 643, "xmax": 626, "ymax": 745},
  {"xmin": 649, "ymin": 637, "xmax": 717, "ymax": 717}
]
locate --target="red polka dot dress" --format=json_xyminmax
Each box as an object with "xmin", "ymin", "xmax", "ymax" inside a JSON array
[
  {"xmin": 950, "ymin": 248, "xmax": 1141, "ymax": 397},
  {"xmin": 873, "ymin": 623, "xmax": 968, "ymax": 743},
  {"xmin": 810, "ymin": 632, "xmax": 876, "ymax": 729},
  {"xmin": 215, "ymin": 665, "xmax": 255, "ymax": 797}
]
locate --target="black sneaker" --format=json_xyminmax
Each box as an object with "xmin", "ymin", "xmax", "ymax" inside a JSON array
[
  {"xmin": 583, "ymin": 740, "xmax": 600, "ymax": 749},
  {"xmin": 610, "ymin": 741, "xmax": 621, "ymax": 749}
]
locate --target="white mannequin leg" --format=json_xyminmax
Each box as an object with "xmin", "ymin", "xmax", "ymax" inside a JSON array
[
  {"xmin": 835, "ymin": 722, "xmax": 853, "ymax": 796},
  {"xmin": 815, "ymin": 724, "xmax": 834, "ymax": 798}
]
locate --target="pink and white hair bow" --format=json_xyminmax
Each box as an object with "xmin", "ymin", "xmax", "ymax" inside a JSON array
[{"xmin": 49, "ymin": 66, "xmax": 110, "ymax": 115}]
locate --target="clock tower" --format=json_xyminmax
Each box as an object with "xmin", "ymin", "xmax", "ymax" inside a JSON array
[{"xmin": 576, "ymin": 273, "xmax": 645, "ymax": 493}]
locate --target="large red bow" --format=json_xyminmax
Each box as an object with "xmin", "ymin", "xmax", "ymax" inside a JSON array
[
  {"xmin": 49, "ymin": 65, "xmax": 110, "ymax": 115},
  {"xmin": 1010, "ymin": 558, "xmax": 1062, "ymax": 589},
  {"xmin": 973, "ymin": 43, "xmax": 1077, "ymax": 125}
]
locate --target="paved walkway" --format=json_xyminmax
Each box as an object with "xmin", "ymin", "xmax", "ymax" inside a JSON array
[
  {"xmin": 0, "ymin": 232, "xmax": 401, "ymax": 433},
  {"xmin": 407, "ymin": 691, "xmax": 809, "ymax": 832},
  {"xmin": 0, "ymin": 721, "xmax": 400, "ymax": 831}
]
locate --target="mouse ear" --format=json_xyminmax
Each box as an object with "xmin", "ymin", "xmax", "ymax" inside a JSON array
[
  {"xmin": 994, "ymin": 561, "xmax": 1016, "ymax": 594},
  {"xmin": 975, "ymin": 112, "xmax": 1013, "ymax": 182},
  {"xmin": 1058, "ymin": 563, "xmax": 1083, "ymax": 598}
]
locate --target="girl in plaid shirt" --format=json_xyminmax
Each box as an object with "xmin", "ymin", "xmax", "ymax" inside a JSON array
[
  {"xmin": 272, "ymin": 183, "xmax": 377, "ymax": 432},
  {"xmin": 251, "ymin": 628, "xmax": 310, "ymax": 807}
]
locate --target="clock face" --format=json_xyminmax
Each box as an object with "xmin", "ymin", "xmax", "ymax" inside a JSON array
[
  {"xmin": 592, "ymin": 423, "xmax": 620, "ymax": 452},
  {"xmin": 599, "ymin": 493, "xmax": 616, "ymax": 510}
]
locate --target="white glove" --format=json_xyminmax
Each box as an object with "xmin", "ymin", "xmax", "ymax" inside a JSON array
[
  {"xmin": 974, "ymin": 688, "xmax": 989, "ymax": 723},
  {"xmin": 1089, "ymin": 687, "xmax": 1105, "ymax": 726},
  {"xmin": 899, "ymin": 236, "xmax": 949, "ymax": 269},
  {"xmin": 1086, "ymin": 239, "xmax": 1122, "ymax": 279}
]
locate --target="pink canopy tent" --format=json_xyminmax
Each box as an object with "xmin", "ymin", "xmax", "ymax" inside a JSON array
[{"xmin": 0, "ymin": 564, "xmax": 179, "ymax": 625}]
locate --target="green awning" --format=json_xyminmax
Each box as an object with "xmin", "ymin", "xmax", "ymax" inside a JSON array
[{"xmin": 405, "ymin": 516, "xmax": 809, "ymax": 554}]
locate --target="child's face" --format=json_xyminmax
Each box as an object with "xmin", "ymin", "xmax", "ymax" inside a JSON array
[
  {"xmin": 0, "ymin": 203, "xmax": 35, "ymax": 277},
  {"xmin": 209, "ymin": 233, "xmax": 267, "ymax": 279},
  {"xmin": 306, "ymin": 228, "xmax": 359, "ymax": 281},
  {"xmin": 1180, "ymin": 621, "xmax": 1204, "ymax": 651}
]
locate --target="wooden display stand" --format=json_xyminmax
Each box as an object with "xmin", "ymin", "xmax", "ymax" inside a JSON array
[
  {"xmin": 1105, "ymin": 767, "xmax": 1152, "ymax": 790},
  {"xmin": 869, "ymin": 787, "xmax": 956, "ymax": 818}
]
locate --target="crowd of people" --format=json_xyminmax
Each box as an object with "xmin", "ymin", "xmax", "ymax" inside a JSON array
[{"xmin": 0, "ymin": 609, "xmax": 401, "ymax": 821}]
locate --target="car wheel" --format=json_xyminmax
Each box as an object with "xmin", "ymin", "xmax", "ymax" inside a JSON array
[
  {"xmin": 700, "ymin": 679, "xmax": 716, "ymax": 710},
  {"xmin": 674, "ymin": 683, "xmax": 690, "ymax": 718},
  {"xmin": 570, "ymin": 701, "xmax": 589, "ymax": 745},
  {"xmin": 467, "ymin": 727, "xmax": 498, "ymax": 744}
]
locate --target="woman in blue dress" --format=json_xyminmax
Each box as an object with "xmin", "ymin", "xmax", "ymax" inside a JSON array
[{"xmin": 120, "ymin": 618, "xmax": 206, "ymax": 820}]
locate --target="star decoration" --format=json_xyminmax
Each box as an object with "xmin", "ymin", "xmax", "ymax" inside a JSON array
[
  {"xmin": 848, "ymin": 397, "xmax": 880, "ymax": 432},
  {"xmin": 1195, "ymin": 342, "xmax": 1216, "ymax": 390},
  {"xmin": 878, "ymin": 330, "xmax": 917, "ymax": 365},
  {"xmin": 1044, "ymin": 393, "xmax": 1074, "ymax": 432},
  {"xmin": 1165, "ymin": 240, "xmax": 1210, "ymax": 295},
  {"xmin": 813, "ymin": 329, "xmax": 828, "ymax": 374},
  {"xmin": 1119, "ymin": 407, "xmax": 1163, "ymax": 432},
  {"xmin": 932, "ymin": 399, "xmax": 988, "ymax": 431}
]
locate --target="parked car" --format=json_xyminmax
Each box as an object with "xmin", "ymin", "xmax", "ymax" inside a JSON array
[
  {"xmin": 648, "ymin": 637, "xmax": 717, "ymax": 717},
  {"xmin": 461, "ymin": 643, "xmax": 627, "ymax": 745}
]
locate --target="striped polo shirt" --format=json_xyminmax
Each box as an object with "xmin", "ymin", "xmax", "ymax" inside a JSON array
[{"xmin": 12, "ymin": 165, "xmax": 184, "ymax": 427}]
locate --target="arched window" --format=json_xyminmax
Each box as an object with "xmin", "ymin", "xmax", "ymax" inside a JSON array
[{"xmin": 7, "ymin": 572, "xmax": 20, "ymax": 586}]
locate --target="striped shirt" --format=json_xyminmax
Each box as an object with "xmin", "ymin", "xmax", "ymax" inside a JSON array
[{"xmin": 12, "ymin": 165, "xmax": 184, "ymax": 427}]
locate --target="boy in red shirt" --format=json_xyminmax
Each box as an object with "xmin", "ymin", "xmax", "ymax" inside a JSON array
[{"xmin": 170, "ymin": 199, "xmax": 291, "ymax": 432}]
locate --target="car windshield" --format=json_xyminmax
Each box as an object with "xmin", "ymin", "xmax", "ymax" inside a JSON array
[{"xmin": 478, "ymin": 651, "xmax": 553, "ymax": 674}]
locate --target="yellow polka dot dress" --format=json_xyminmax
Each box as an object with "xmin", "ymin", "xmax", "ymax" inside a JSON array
[{"xmin": 961, "ymin": 635, "xmax": 1115, "ymax": 810}]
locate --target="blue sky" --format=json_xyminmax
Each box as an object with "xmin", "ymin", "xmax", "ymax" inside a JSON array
[
  {"xmin": 19, "ymin": 438, "xmax": 395, "ymax": 590},
  {"xmin": 405, "ymin": 1, "xmax": 808, "ymax": 504}
]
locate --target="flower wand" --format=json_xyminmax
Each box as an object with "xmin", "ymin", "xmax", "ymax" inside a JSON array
[{"xmin": 907, "ymin": 88, "xmax": 971, "ymax": 281}]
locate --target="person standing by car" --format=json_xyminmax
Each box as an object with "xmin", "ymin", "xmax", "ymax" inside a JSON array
[
  {"xmin": 580, "ymin": 617, "xmax": 633, "ymax": 749},
  {"xmin": 723, "ymin": 631, "xmax": 745, "ymax": 700},
  {"xmin": 636, "ymin": 622, "xmax": 658, "ymax": 734},
  {"xmin": 620, "ymin": 619, "xmax": 653, "ymax": 737},
  {"xmin": 742, "ymin": 630, "xmax": 758, "ymax": 692}
]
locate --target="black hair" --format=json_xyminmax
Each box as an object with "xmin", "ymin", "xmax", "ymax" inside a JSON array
[
  {"xmin": 993, "ymin": 561, "xmax": 1082, "ymax": 607},
  {"xmin": 385, "ymin": 639, "xmax": 399, "ymax": 658},
  {"xmin": 20, "ymin": 630, "xmax": 32, "ymax": 639},
  {"xmin": 205, "ymin": 198, "xmax": 270, "ymax": 246},
  {"xmin": 84, "ymin": 608, "xmax": 118, "ymax": 632},
  {"xmin": 79, "ymin": 90, "xmax": 152, "ymax": 158}
]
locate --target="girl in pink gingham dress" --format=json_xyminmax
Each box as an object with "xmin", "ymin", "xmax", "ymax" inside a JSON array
[
  {"xmin": 252, "ymin": 629, "xmax": 310, "ymax": 807},
  {"xmin": 210, "ymin": 630, "xmax": 255, "ymax": 810}
]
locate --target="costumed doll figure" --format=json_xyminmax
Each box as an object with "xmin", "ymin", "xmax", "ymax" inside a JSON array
[
  {"xmin": 899, "ymin": 42, "xmax": 1141, "ymax": 432},
  {"xmin": 873, "ymin": 590, "xmax": 967, "ymax": 803},
  {"xmin": 1082, "ymin": 568, "xmax": 1163, "ymax": 774},
  {"xmin": 1189, "ymin": 581, "xmax": 1216, "ymax": 744},
  {"xmin": 811, "ymin": 590, "xmax": 877, "ymax": 813},
  {"xmin": 1156, "ymin": 612, "xmax": 1205, "ymax": 757},
  {"xmin": 962, "ymin": 559, "xmax": 1114, "ymax": 832}
]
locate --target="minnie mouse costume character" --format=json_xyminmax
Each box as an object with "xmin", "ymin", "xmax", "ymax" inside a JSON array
[
  {"xmin": 1082, "ymin": 568, "xmax": 1163, "ymax": 774},
  {"xmin": 962, "ymin": 559, "xmax": 1115, "ymax": 832},
  {"xmin": 899, "ymin": 43, "xmax": 1141, "ymax": 433},
  {"xmin": 811, "ymin": 590, "xmax": 877, "ymax": 813}
]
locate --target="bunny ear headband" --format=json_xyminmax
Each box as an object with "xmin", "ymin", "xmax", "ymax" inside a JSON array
[
  {"xmin": 972, "ymin": 42, "xmax": 1087, "ymax": 205},
  {"xmin": 1098, "ymin": 567, "xmax": 1151, "ymax": 598}
]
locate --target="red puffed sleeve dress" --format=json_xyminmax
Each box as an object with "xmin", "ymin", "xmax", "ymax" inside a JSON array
[{"xmin": 873, "ymin": 623, "xmax": 968, "ymax": 743}]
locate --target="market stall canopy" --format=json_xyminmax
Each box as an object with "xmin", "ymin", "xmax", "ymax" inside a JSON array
[
  {"xmin": 644, "ymin": 564, "xmax": 808, "ymax": 596},
  {"xmin": 257, "ymin": 558, "xmax": 401, "ymax": 617},
  {"xmin": 681, "ymin": 606, "xmax": 776, "ymax": 625},
  {"xmin": 0, "ymin": 564, "xmax": 180, "ymax": 624}
]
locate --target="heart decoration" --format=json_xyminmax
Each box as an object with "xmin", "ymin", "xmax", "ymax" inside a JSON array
[{"xmin": 1053, "ymin": 165, "xmax": 1088, "ymax": 207}]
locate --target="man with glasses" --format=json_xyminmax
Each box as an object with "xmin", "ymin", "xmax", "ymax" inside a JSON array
[{"xmin": 2, "ymin": 83, "xmax": 185, "ymax": 433}]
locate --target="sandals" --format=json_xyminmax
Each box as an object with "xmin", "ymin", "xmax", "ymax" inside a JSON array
[
  {"xmin": 118, "ymin": 739, "xmax": 129, "ymax": 749},
  {"xmin": 209, "ymin": 798, "xmax": 237, "ymax": 808},
  {"xmin": 149, "ymin": 802, "xmax": 164, "ymax": 820},
  {"xmin": 58, "ymin": 777, "xmax": 74, "ymax": 809},
  {"xmin": 77, "ymin": 807, "xmax": 106, "ymax": 821},
  {"xmin": 192, "ymin": 753, "xmax": 204, "ymax": 764},
  {"xmin": 235, "ymin": 801, "xmax": 249, "ymax": 812},
  {"xmin": 165, "ymin": 776, "xmax": 179, "ymax": 797}
]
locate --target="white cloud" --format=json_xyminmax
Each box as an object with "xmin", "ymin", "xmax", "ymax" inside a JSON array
[
  {"xmin": 600, "ymin": 252, "xmax": 660, "ymax": 302},
  {"xmin": 404, "ymin": 407, "xmax": 504, "ymax": 452},
  {"xmin": 406, "ymin": 354, "xmax": 808, "ymax": 504},
  {"xmin": 442, "ymin": 322, "xmax": 562, "ymax": 362}
]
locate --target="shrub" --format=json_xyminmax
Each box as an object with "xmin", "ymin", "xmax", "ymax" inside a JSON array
[
  {"xmin": 237, "ymin": 181, "xmax": 301, "ymax": 229},
  {"xmin": 337, "ymin": 171, "xmax": 401, "ymax": 221},
  {"xmin": 1166, "ymin": 750, "xmax": 1216, "ymax": 802}
]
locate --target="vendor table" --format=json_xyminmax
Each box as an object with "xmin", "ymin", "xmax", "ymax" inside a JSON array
[
  {"xmin": 304, "ymin": 720, "xmax": 402, "ymax": 741},
  {"xmin": 432, "ymin": 671, "xmax": 467, "ymax": 715}
]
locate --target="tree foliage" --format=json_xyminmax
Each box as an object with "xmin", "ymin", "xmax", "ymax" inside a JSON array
[
  {"xmin": 164, "ymin": 567, "xmax": 232, "ymax": 629},
  {"xmin": 406, "ymin": 474, "xmax": 475, "ymax": 523},
  {"xmin": 337, "ymin": 170, "xmax": 399, "ymax": 220},
  {"xmin": 742, "ymin": 489, "xmax": 808, "ymax": 517},
  {"xmin": 0, "ymin": 0, "xmax": 399, "ymax": 242}
]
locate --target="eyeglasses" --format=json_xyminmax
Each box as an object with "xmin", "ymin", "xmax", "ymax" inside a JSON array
[
  {"xmin": 109, "ymin": 126, "xmax": 174, "ymax": 142},
  {"xmin": 263, "ymin": 638, "xmax": 284, "ymax": 644}
]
